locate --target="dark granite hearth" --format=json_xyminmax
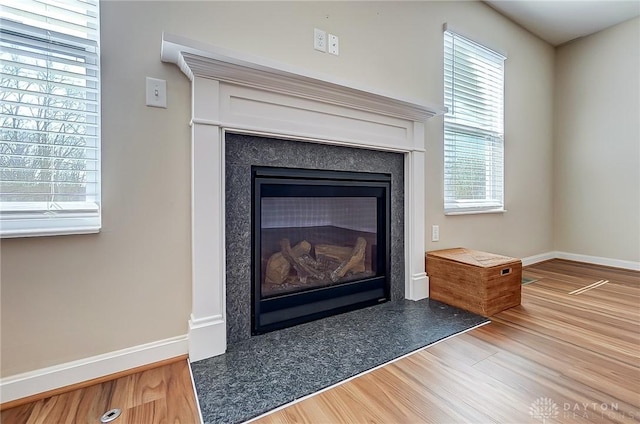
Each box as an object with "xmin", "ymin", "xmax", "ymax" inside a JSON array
[{"xmin": 191, "ymin": 298, "xmax": 489, "ymax": 424}]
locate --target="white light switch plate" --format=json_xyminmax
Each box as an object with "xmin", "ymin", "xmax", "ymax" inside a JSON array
[
  {"xmin": 146, "ymin": 77, "xmax": 167, "ymax": 108},
  {"xmin": 328, "ymin": 33, "xmax": 339, "ymax": 55},
  {"xmin": 431, "ymin": 225, "xmax": 440, "ymax": 242}
]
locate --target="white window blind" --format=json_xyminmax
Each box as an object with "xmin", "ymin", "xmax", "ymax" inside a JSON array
[
  {"xmin": 444, "ymin": 30, "xmax": 505, "ymax": 214},
  {"xmin": 0, "ymin": 0, "xmax": 100, "ymax": 237}
]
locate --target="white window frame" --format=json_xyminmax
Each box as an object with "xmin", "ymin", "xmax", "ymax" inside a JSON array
[
  {"xmin": 443, "ymin": 29, "xmax": 506, "ymax": 215},
  {"xmin": 0, "ymin": 1, "xmax": 101, "ymax": 237}
]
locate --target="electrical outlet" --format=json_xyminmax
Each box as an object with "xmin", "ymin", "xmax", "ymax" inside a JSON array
[
  {"xmin": 431, "ymin": 225, "xmax": 440, "ymax": 242},
  {"xmin": 314, "ymin": 28, "xmax": 327, "ymax": 52},
  {"xmin": 328, "ymin": 33, "xmax": 339, "ymax": 55}
]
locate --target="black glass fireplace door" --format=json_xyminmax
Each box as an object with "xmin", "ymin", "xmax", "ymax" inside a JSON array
[{"xmin": 252, "ymin": 167, "xmax": 391, "ymax": 335}]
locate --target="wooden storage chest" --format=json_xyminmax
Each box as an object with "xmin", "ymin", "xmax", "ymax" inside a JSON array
[{"xmin": 426, "ymin": 248, "xmax": 522, "ymax": 317}]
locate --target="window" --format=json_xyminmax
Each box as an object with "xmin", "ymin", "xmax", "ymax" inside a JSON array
[
  {"xmin": 444, "ymin": 30, "xmax": 505, "ymax": 214},
  {"xmin": 0, "ymin": 0, "xmax": 100, "ymax": 237}
]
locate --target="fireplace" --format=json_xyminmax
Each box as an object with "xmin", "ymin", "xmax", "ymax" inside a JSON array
[
  {"xmin": 225, "ymin": 133, "xmax": 405, "ymax": 343},
  {"xmin": 161, "ymin": 33, "xmax": 444, "ymax": 360},
  {"xmin": 253, "ymin": 166, "xmax": 391, "ymax": 334}
]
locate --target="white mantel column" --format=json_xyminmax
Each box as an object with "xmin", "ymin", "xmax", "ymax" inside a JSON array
[
  {"xmin": 406, "ymin": 122, "xmax": 429, "ymax": 301},
  {"xmin": 188, "ymin": 76, "xmax": 227, "ymax": 361}
]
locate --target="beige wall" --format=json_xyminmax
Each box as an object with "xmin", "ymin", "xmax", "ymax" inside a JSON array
[
  {"xmin": 0, "ymin": 1, "xmax": 555, "ymax": 377},
  {"xmin": 424, "ymin": 12, "xmax": 555, "ymax": 257},
  {"xmin": 554, "ymin": 17, "xmax": 640, "ymax": 263}
]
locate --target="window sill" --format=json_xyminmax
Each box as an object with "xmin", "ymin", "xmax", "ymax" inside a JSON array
[
  {"xmin": 1, "ymin": 226, "xmax": 101, "ymax": 239},
  {"xmin": 444, "ymin": 209, "xmax": 507, "ymax": 216},
  {"xmin": 0, "ymin": 214, "xmax": 101, "ymax": 238}
]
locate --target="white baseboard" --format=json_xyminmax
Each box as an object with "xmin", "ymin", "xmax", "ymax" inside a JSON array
[
  {"xmin": 521, "ymin": 251, "xmax": 556, "ymax": 266},
  {"xmin": 555, "ymin": 251, "xmax": 640, "ymax": 271},
  {"xmin": 522, "ymin": 251, "xmax": 640, "ymax": 271},
  {"xmin": 0, "ymin": 335, "xmax": 188, "ymax": 404}
]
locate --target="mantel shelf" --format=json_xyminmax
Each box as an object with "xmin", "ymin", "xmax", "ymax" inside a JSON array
[{"xmin": 161, "ymin": 32, "xmax": 445, "ymax": 122}]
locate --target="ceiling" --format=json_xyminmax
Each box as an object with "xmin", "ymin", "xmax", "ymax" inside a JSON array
[{"xmin": 484, "ymin": 0, "xmax": 640, "ymax": 46}]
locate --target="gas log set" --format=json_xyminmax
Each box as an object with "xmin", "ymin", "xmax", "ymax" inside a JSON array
[{"xmin": 264, "ymin": 237, "xmax": 374, "ymax": 294}]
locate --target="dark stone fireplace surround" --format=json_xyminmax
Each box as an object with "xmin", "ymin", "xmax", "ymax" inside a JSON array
[{"xmin": 225, "ymin": 132, "xmax": 405, "ymax": 344}]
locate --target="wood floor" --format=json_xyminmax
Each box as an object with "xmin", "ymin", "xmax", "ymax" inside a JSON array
[
  {"xmin": 0, "ymin": 359, "xmax": 200, "ymax": 424},
  {"xmin": 2, "ymin": 259, "xmax": 638, "ymax": 423},
  {"xmin": 255, "ymin": 260, "xmax": 640, "ymax": 423}
]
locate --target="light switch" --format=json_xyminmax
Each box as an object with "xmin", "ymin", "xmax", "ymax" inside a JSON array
[
  {"xmin": 146, "ymin": 77, "xmax": 167, "ymax": 108},
  {"xmin": 328, "ymin": 34, "xmax": 339, "ymax": 56},
  {"xmin": 431, "ymin": 225, "xmax": 440, "ymax": 242}
]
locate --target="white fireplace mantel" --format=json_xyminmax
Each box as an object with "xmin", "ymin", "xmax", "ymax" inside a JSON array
[{"xmin": 161, "ymin": 32, "xmax": 445, "ymax": 361}]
